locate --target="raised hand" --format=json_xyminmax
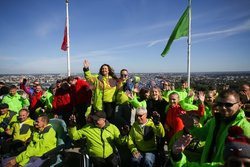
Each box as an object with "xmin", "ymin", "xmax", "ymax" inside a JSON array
[
  {"xmin": 42, "ymin": 91, "xmax": 47, "ymax": 97},
  {"xmin": 5, "ymin": 128, "xmax": 11, "ymax": 135},
  {"xmin": 152, "ymin": 111, "xmax": 160, "ymax": 125},
  {"xmin": 21, "ymin": 92, "xmax": 28, "ymax": 99},
  {"xmin": 126, "ymin": 90, "xmax": 134, "ymax": 99},
  {"xmin": 83, "ymin": 59, "xmax": 90, "ymax": 69},
  {"xmin": 68, "ymin": 114, "xmax": 77, "ymax": 127},
  {"xmin": 198, "ymin": 91, "xmax": 205, "ymax": 103},
  {"xmin": 133, "ymin": 151, "xmax": 141, "ymax": 159},
  {"xmin": 187, "ymin": 90, "xmax": 194, "ymax": 97},
  {"xmin": 20, "ymin": 77, "xmax": 24, "ymax": 83},
  {"xmin": 172, "ymin": 134, "xmax": 193, "ymax": 155},
  {"xmin": 133, "ymin": 87, "xmax": 140, "ymax": 93}
]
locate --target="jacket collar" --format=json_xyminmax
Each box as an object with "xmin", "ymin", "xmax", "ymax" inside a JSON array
[{"xmin": 40, "ymin": 125, "xmax": 52, "ymax": 134}]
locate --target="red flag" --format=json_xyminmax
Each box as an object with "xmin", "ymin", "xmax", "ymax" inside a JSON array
[{"xmin": 61, "ymin": 25, "xmax": 68, "ymax": 51}]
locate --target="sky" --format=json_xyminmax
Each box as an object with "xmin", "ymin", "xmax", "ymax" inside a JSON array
[{"xmin": 0, "ymin": 0, "xmax": 250, "ymax": 74}]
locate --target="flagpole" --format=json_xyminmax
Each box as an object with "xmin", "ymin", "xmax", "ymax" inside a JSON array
[
  {"xmin": 187, "ymin": 0, "xmax": 192, "ymax": 87},
  {"xmin": 66, "ymin": 0, "xmax": 71, "ymax": 76}
]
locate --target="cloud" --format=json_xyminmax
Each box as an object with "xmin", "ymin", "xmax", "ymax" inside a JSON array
[
  {"xmin": 75, "ymin": 41, "xmax": 151, "ymax": 59},
  {"xmin": 135, "ymin": 22, "xmax": 174, "ymax": 32},
  {"xmin": 195, "ymin": 19, "xmax": 250, "ymax": 37},
  {"xmin": 52, "ymin": 17, "xmax": 250, "ymax": 67},
  {"xmin": 147, "ymin": 39, "xmax": 166, "ymax": 47},
  {"xmin": 148, "ymin": 19, "xmax": 250, "ymax": 46},
  {"xmin": 70, "ymin": 18, "xmax": 250, "ymax": 61}
]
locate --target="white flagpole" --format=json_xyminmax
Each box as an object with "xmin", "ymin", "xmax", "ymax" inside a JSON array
[
  {"xmin": 187, "ymin": 0, "xmax": 192, "ymax": 87},
  {"xmin": 66, "ymin": 0, "xmax": 71, "ymax": 76}
]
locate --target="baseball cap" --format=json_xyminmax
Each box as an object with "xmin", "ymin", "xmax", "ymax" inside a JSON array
[{"xmin": 91, "ymin": 111, "xmax": 106, "ymax": 121}]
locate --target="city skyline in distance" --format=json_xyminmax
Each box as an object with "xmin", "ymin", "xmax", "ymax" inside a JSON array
[{"xmin": 1, "ymin": 71, "xmax": 250, "ymax": 76}]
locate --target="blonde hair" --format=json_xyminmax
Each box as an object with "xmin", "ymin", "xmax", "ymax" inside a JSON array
[{"xmin": 150, "ymin": 88, "xmax": 163, "ymax": 101}]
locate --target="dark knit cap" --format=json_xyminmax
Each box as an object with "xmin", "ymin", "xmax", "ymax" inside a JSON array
[{"xmin": 224, "ymin": 126, "xmax": 250, "ymax": 160}]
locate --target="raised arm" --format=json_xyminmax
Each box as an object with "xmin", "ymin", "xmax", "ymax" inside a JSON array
[{"xmin": 83, "ymin": 59, "xmax": 97, "ymax": 84}]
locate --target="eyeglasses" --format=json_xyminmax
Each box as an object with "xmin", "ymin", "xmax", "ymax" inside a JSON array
[
  {"xmin": 216, "ymin": 102, "xmax": 238, "ymax": 108},
  {"xmin": 121, "ymin": 74, "xmax": 128, "ymax": 77}
]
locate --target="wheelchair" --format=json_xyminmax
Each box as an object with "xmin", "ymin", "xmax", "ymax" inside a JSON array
[
  {"xmin": 40, "ymin": 118, "xmax": 121, "ymax": 167},
  {"xmin": 59, "ymin": 136, "xmax": 122, "ymax": 167}
]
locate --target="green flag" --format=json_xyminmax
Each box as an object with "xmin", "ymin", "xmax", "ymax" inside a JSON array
[{"xmin": 161, "ymin": 7, "xmax": 189, "ymax": 57}]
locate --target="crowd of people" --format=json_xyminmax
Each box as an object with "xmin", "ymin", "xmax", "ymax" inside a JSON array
[{"xmin": 0, "ymin": 59, "xmax": 249, "ymax": 167}]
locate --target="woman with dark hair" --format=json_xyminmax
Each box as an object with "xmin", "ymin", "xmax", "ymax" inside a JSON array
[
  {"xmin": 83, "ymin": 59, "xmax": 117, "ymax": 123},
  {"xmin": 98, "ymin": 64, "xmax": 118, "ymax": 80}
]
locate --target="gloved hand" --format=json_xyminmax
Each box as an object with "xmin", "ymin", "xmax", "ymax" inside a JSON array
[
  {"xmin": 120, "ymin": 125, "xmax": 130, "ymax": 136},
  {"xmin": 68, "ymin": 114, "xmax": 77, "ymax": 127},
  {"xmin": 152, "ymin": 111, "xmax": 160, "ymax": 126}
]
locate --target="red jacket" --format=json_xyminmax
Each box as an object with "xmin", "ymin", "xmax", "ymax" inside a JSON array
[
  {"xmin": 30, "ymin": 91, "xmax": 43, "ymax": 111},
  {"xmin": 70, "ymin": 79, "xmax": 92, "ymax": 107},
  {"xmin": 165, "ymin": 104, "xmax": 204, "ymax": 141},
  {"xmin": 52, "ymin": 88, "xmax": 72, "ymax": 114}
]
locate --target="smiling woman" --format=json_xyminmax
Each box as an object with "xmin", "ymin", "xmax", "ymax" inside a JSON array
[{"xmin": 83, "ymin": 59, "xmax": 118, "ymax": 123}]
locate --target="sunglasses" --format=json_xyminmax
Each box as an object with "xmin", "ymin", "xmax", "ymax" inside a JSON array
[
  {"xmin": 121, "ymin": 74, "xmax": 128, "ymax": 77},
  {"xmin": 216, "ymin": 102, "xmax": 238, "ymax": 108}
]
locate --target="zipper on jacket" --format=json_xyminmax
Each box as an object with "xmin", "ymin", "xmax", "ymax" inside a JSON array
[{"xmin": 101, "ymin": 128, "xmax": 105, "ymax": 158}]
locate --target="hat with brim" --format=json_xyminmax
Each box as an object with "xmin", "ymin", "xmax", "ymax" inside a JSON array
[{"xmin": 91, "ymin": 111, "xmax": 106, "ymax": 121}]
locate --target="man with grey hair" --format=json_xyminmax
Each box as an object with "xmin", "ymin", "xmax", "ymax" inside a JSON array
[{"xmin": 128, "ymin": 107, "xmax": 165, "ymax": 167}]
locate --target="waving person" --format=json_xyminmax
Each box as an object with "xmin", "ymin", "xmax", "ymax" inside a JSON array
[{"xmin": 83, "ymin": 59, "xmax": 117, "ymax": 123}]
